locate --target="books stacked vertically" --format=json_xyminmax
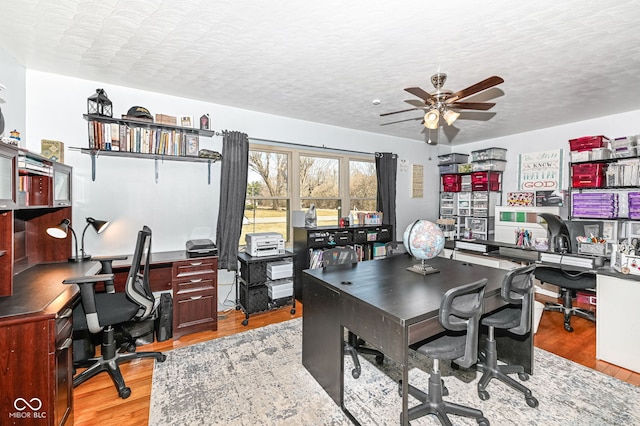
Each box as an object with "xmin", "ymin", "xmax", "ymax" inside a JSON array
[{"xmin": 87, "ymin": 119, "xmax": 198, "ymax": 156}]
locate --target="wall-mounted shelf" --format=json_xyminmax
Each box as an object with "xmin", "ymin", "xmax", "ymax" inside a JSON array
[{"xmin": 78, "ymin": 114, "xmax": 223, "ymax": 183}]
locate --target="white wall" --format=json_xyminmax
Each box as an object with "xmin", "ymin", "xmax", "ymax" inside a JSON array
[{"xmin": 0, "ymin": 48, "xmax": 26, "ymax": 140}]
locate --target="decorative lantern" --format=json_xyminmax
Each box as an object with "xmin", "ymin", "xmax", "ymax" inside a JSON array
[{"xmin": 87, "ymin": 89, "xmax": 113, "ymax": 117}]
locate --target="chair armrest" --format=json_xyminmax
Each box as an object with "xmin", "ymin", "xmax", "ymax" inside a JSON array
[
  {"xmin": 91, "ymin": 255, "xmax": 129, "ymax": 262},
  {"xmin": 63, "ymin": 273, "xmax": 115, "ymax": 285},
  {"xmin": 63, "ymin": 273, "xmax": 115, "ymax": 334}
]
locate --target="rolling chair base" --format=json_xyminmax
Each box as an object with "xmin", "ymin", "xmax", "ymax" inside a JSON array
[
  {"xmin": 73, "ymin": 326, "xmax": 166, "ymax": 399},
  {"xmin": 345, "ymin": 332, "xmax": 384, "ymax": 379},
  {"xmin": 477, "ymin": 337, "xmax": 538, "ymax": 408},
  {"xmin": 545, "ymin": 289, "xmax": 595, "ymax": 332},
  {"xmin": 399, "ymin": 371, "xmax": 489, "ymax": 426}
]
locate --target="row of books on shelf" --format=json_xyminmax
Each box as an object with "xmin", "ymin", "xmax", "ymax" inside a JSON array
[
  {"xmin": 87, "ymin": 120, "xmax": 199, "ymax": 156},
  {"xmin": 308, "ymin": 243, "xmax": 388, "ymax": 268}
]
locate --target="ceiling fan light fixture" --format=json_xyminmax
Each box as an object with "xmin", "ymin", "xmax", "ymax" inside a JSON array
[
  {"xmin": 423, "ymin": 109, "xmax": 439, "ymax": 129},
  {"xmin": 443, "ymin": 109, "xmax": 460, "ymax": 126}
]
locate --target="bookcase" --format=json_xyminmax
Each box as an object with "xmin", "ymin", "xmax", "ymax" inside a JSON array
[
  {"xmin": 73, "ymin": 114, "xmax": 220, "ymax": 182},
  {"xmin": 292, "ymin": 225, "xmax": 393, "ymax": 302}
]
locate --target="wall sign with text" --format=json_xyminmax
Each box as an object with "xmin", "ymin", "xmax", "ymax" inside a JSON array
[{"xmin": 517, "ymin": 149, "xmax": 564, "ymax": 190}]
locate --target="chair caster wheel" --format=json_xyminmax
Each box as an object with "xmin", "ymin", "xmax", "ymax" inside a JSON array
[
  {"xmin": 125, "ymin": 343, "xmax": 136, "ymax": 353},
  {"xmin": 564, "ymin": 323, "xmax": 574, "ymax": 332},
  {"xmin": 352, "ymin": 368, "xmax": 360, "ymax": 379},
  {"xmin": 242, "ymin": 319, "xmax": 248, "ymax": 326},
  {"xmin": 478, "ymin": 390, "xmax": 490, "ymax": 401},
  {"xmin": 478, "ymin": 417, "xmax": 490, "ymax": 426},
  {"xmin": 375, "ymin": 355, "xmax": 384, "ymax": 365},
  {"xmin": 158, "ymin": 354, "xmax": 167, "ymax": 362},
  {"xmin": 119, "ymin": 387, "xmax": 132, "ymax": 399},
  {"xmin": 526, "ymin": 396, "xmax": 539, "ymax": 408},
  {"xmin": 518, "ymin": 372, "xmax": 529, "ymax": 381},
  {"xmin": 290, "ymin": 308, "xmax": 296, "ymax": 314}
]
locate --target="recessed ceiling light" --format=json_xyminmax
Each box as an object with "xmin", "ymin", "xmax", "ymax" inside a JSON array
[{"xmin": 372, "ymin": 99, "xmax": 381, "ymax": 105}]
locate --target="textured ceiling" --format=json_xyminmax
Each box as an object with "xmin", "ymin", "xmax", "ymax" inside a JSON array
[{"xmin": 1, "ymin": 0, "xmax": 640, "ymax": 145}]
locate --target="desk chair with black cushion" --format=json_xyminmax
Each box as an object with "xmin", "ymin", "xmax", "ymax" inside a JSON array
[
  {"xmin": 63, "ymin": 225, "xmax": 166, "ymax": 399},
  {"xmin": 476, "ymin": 264, "xmax": 538, "ymax": 408},
  {"xmin": 323, "ymin": 247, "xmax": 385, "ymax": 379},
  {"xmin": 400, "ymin": 278, "xmax": 489, "ymax": 426},
  {"xmin": 534, "ymin": 265, "xmax": 596, "ymax": 332}
]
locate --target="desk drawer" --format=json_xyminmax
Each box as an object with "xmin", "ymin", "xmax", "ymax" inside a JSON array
[
  {"xmin": 173, "ymin": 257, "xmax": 217, "ymax": 279},
  {"xmin": 174, "ymin": 276, "xmax": 216, "ymax": 294},
  {"xmin": 55, "ymin": 307, "xmax": 74, "ymax": 344}
]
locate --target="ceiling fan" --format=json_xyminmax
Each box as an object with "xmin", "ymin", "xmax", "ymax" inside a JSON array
[{"xmin": 381, "ymin": 73, "xmax": 504, "ymax": 130}]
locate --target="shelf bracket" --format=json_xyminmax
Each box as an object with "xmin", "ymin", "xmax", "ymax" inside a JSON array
[
  {"xmin": 208, "ymin": 160, "xmax": 212, "ymax": 185},
  {"xmin": 155, "ymin": 158, "xmax": 159, "ymax": 184},
  {"xmin": 90, "ymin": 151, "xmax": 96, "ymax": 181}
]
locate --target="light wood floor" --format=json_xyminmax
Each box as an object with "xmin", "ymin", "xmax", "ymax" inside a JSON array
[{"xmin": 73, "ymin": 298, "xmax": 640, "ymax": 425}]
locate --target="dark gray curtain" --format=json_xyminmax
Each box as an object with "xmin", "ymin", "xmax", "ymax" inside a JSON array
[
  {"xmin": 216, "ymin": 131, "xmax": 249, "ymax": 271},
  {"xmin": 375, "ymin": 152, "xmax": 397, "ymax": 241}
]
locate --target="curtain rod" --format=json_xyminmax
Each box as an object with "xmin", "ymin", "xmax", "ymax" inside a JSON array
[{"xmin": 248, "ymin": 137, "xmax": 374, "ymax": 156}]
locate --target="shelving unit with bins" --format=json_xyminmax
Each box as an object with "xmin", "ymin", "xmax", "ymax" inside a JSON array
[
  {"xmin": 292, "ymin": 225, "xmax": 392, "ymax": 301},
  {"xmin": 73, "ymin": 114, "xmax": 220, "ymax": 183},
  {"xmin": 236, "ymin": 251, "xmax": 296, "ymax": 326}
]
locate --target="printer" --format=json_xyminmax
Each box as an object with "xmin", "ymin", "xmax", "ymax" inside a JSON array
[{"xmin": 246, "ymin": 232, "xmax": 285, "ymax": 257}]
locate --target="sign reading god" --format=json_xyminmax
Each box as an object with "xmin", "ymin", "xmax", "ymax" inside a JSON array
[{"xmin": 517, "ymin": 149, "xmax": 564, "ymax": 190}]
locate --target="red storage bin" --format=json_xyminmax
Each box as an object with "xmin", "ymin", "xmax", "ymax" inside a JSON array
[
  {"xmin": 441, "ymin": 174, "xmax": 461, "ymax": 185},
  {"xmin": 569, "ymin": 136, "xmax": 609, "ymax": 152},
  {"xmin": 442, "ymin": 183, "xmax": 461, "ymax": 192},
  {"xmin": 471, "ymin": 171, "xmax": 501, "ymax": 183},
  {"xmin": 472, "ymin": 182, "xmax": 501, "ymax": 191},
  {"xmin": 571, "ymin": 163, "xmax": 607, "ymax": 188}
]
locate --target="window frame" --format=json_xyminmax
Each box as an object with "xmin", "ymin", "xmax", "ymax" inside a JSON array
[{"xmin": 245, "ymin": 143, "xmax": 375, "ymax": 245}]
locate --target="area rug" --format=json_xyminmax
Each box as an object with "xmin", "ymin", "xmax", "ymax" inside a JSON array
[{"xmin": 149, "ymin": 318, "xmax": 640, "ymax": 425}]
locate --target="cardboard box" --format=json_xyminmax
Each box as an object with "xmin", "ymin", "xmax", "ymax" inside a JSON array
[
  {"xmin": 155, "ymin": 114, "xmax": 177, "ymax": 125},
  {"xmin": 41, "ymin": 139, "xmax": 64, "ymax": 163}
]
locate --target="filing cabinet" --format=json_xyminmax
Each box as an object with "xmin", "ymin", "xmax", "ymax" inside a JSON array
[{"xmin": 172, "ymin": 256, "xmax": 218, "ymax": 338}]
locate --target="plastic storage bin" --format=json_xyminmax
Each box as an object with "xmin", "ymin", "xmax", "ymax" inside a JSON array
[
  {"xmin": 571, "ymin": 163, "xmax": 607, "ymax": 188},
  {"xmin": 470, "ymin": 147, "xmax": 507, "ymax": 162},
  {"xmin": 438, "ymin": 153, "xmax": 469, "ymax": 165},
  {"xmin": 471, "ymin": 160, "xmax": 506, "ymax": 172},
  {"xmin": 569, "ymin": 135, "xmax": 609, "ymax": 152},
  {"xmin": 441, "ymin": 174, "xmax": 461, "ymax": 192},
  {"xmin": 438, "ymin": 164, "xmax": 459, "ymax": 174},
  {"xmin": 471, "ymin": 171, "xmax": 501, "ymax": 183},
  {"xmin": 472, "ymin": 182, "xmax": 501, "ymax": 191}
]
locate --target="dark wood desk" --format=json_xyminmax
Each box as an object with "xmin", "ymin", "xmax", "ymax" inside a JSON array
[
  {"xmin": 0, "ymin": 261, "xmax": 100, "ymax": 426},
  {"xmin": 302, "ymin": 255, "xmax": 533, "ymax": 425}
]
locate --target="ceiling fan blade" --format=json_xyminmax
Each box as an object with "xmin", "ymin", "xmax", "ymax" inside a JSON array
[
  {"xmin": 449, "ymin": 102, "xmax": 496, "ymax": 111},
  {"xmin": 380, "ymin": 116, "xmax": 423, "ymax": 126},
  {"xmin": 405, "ymin": 87, "xmax": 437, "ymax": 103},
  {"xmin": 447, "ymin": 76, "xmax": 504, "ymax": 103},
  {"xmin": 380, "ymin": 107, "xmax": 420, "ymax": 117}
]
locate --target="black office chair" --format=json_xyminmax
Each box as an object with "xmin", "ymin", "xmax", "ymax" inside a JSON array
[
  {"xmin": 322, "ymin": 247, "xmax": 384, "ymax": 379},
  {"xmin": 63, "ymin": 225, "xmax": 166, "ymax": 399},
  {"xmin": 476, "ymin": 264, "xmax": 539, "ymax": 408},
  {"xmin": 400, "ymin": 278, "xmax": 489, "ymax": 426},
  {"xmin": 534, "ymin": 265, "xmax": 596, "ymax": 332}
]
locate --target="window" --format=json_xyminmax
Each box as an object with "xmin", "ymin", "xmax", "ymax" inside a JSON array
[{"xmin": 242, "ymin": 144, "xmax": 376, "ymax": 245}]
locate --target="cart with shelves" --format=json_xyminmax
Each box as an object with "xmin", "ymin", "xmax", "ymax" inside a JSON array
[{"xmin": 236, "ymin": 251, "xmax": 296, "ymax": 326}]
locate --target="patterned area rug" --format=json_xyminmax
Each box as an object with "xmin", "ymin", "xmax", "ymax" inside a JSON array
[{"xmin": 149, "ymin": 318, "xmax": 640, "ymax": 425}]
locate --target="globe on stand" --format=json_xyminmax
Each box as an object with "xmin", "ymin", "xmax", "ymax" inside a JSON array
[{"xmin": 402, "ymin": 220, "xmax": 445, "ymax": 275}]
